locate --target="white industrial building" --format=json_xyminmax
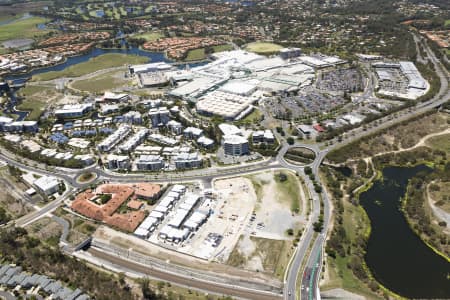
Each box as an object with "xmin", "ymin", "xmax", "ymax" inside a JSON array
[
  {"xmin": 33, "ymin": 176, "xmax": 60, "ymax": 196},
  {"xmin": 197, "ymin": 136, "xmax": 215, "ymax": 148},
  {"xmin": 54, "ymin": 103, "xmax": 93, "ymax": 119},
  {"xmin": 218, "ymin": 81, "xmax": 257, "ymax": 96},
  {"xmin": 129, "ymin": 62, "xmax": 172, "ymax": 75},
  {"xmin": 399, "ymin": 61, "xmax": 427, "ymax": 90},
  {"xmin": 148, "ymin": 133, "xmax": 178, "ymax": 146},
  {"xmin": 100, "ymin": 104, "xmax": 119, "ymax": 115},
  {"xmin": 134, "ymin": 216, "xmax": 160, "ymax": 238},
  {"xmin": 218, "ymin": 123, "xmax": 242, "ymax": 136},
  {"xmin": 135, "ymin": 145, "xmax": 163, "ymax": 155},
  {"xmin": 102, "ymin": 92, "xmax": 129, "ymax": 102},
  {"xmin": 341, "ymin": 114, "xmax": 364, "ymax": 125},
  {"xmin": 139, "ymin": 72, "xmax": 169, "ymax": 87},
  {"xmin": 196, "ymin": 90, "xmax": 258, "ymax": 120},
  {"xmin": 252, "ymin": 130, "xmax": 275, "ymax": 144},
  {"xmin": 372, "ymin": 61, "xmax": 428, "ymax": 99}
]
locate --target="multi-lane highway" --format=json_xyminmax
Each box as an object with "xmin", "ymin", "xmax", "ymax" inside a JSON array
[
  {"xmin": 295, "ymin": 30, "xmax": 450, "ymax": 300},
  {"xmin": 1, "ymin": 31, "xmax": 449, "ymax": 300}
]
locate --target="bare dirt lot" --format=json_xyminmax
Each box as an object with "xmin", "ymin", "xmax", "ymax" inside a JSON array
[
  {"xmin": 89, "ymin": 174, "xmax": 302, "ymax": 283},
  {"xmin": 93, "ymin": 225, "xmax": 281, "ymax": 285},
  {"xmin": 25, "ymin": 217, "xmax": 62, "ymax": 244},
  {"xmin": 0, "ymin": 168, "xmax": 35, "ymax": 219},
  {"xmin": 225, "ymin": 171, "xmax": 305, "ymax": 278},
  {"xmin": 197, "ymin": 177, "xmax": 256, "ymax": 260},
  {"xmin": 249, "ymin": 171, "xmax": 304, "ymax": 237}
]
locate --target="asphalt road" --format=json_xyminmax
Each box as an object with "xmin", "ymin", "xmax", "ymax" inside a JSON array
[
  {"xmin": 87, "ymin": 248, "xmax": 282, "ymax": 300},
  {"xmin": 301, "ymin": 235, "xmax": 324, "ymax": 300},
  {"xmin": 1, "ymin": 31, "xmax": 449, "ymax": 300},
  {"xmin": 13, "ymin": 188, "xmax": 74, "ymax": 227},
  {"xmin": 296, "ymin": 30, "xmax": 450, "ymax": 300}
]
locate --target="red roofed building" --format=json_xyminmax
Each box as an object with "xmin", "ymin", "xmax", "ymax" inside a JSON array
[
  {"xmin": 313, "ymin": 124, "xmax": 325, "ymax": 133},
  {"xmin": 71, "ymin": 183, "xmax": 160, "ymax": 232}
]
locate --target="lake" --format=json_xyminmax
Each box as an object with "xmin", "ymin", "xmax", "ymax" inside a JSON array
[
  {"xmin": 360, "ymin": 165, "xmax": 450, "ymax": 298},
  {"xmin": 5, "ymin": 47, "xmax": 209, "ymax": 82}
]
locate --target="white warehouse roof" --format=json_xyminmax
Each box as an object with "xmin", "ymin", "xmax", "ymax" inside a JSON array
[
  {"xmin": 219, "ymin": 81, "xmax": 257, "ymax": 96},
  {"xmin": 218, "ymin": 123, "xmax": 242, "ymax": 136}
]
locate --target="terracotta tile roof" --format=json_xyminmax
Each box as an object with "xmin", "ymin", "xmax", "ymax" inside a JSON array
[
  {"xmin": 128, "ymin": 183, "xmax": 161, "ymax": 199},
  {"xmin": 104, "ymin": 211, "xmax": 146, "ymax": 232},
  {"xmin": 127, "ymin": 199, "xmax": 143, "ymax": 210},
  {"xmin": 70, "ymin": 183, "xmax": 159, "ymax": 232}
]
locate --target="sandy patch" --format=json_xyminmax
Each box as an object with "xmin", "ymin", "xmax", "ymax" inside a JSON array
[
  {"xmin": 190, "ymin": 177, "xmax": 257, "ymax": 262},
  {"xmin": 321, "ymin": 288, "xmax": 366, "ymax": 300},
  {"xmin": 251, "ymin": 170, "xmax": 303, "ymax": 239}
]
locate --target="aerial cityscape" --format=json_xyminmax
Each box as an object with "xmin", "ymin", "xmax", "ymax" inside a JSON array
[{"xmin": 0, "ymin": 0, "xmax": 449, "ymax": 299}]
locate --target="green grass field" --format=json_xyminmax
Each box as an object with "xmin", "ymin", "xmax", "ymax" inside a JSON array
[
  {"xmin": 212, "ymin": 44, "xmax": 233, "ymax": 53},
  {"xmin": 20, "ymin": 85, "xmax": 52, "ymax": 96},
  {"xmin": 274, "ymin": 171, "xmax": 301, "ymax": 213},
  {"xmin": 321, "ymin": 200, "xmax": 381, "ymax": 299},
  {"xmin": 185, "ymin": 44, "xmax": 234, "ymax": 61},
  {"xmin": 0, "ymin": 15, "xmax": 20, "ymax": 23},
  {"xmin": 251, "ymin": 237, "xmax": 292, "ymax": 278},
  {"xmin": 227, "ymin": 235, "xmax": 292, "ymax": 279},
  {"xmin": 17, "ymin": 85, "xmax": 59, "ymax": 120},
  {"xmin": 0, "ymin": 16, "xmax": 51, "ymax": 43},
  {"xmin": 185, "ymin": 48, "xmax": 206, "ymax": 61},
  {"xmin": 32, "ymin": 54, "xmax": 148, "ymax": 81},
  {"xmin": 135, "ymin": 31, "xmax": 163, "ymax": 41},
  {"xmin": 426, "ymin": 133, "xmax": 450, "ymax": 153},
  {"xmin": 245, "ymin": 42, "xmax": 283, "ymax": 54},
  {"xmin": 17, "ymin": 100, "xmax": 46, "ymax": 121},
  {"xmin": 71, "ymin": 70, "xmax": 130, "ymax": 94},
  {"xmin": 445, "ymin": 19, "xmax": 450, "ymax": 27},
  {"xmin": 238, "ymin": 108, "xmax": 262, "ymax": 124}
]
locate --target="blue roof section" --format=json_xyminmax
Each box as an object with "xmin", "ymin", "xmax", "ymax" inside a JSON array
[
  {"xmin": 50, "ymin": 133, "xmax": 69, "ymax": 144},
  {"xmin": 99, "ymin": 127, "xmax": 114, "ymax": 134},
  {"xmin": 113, "ymin": 116, "xmax": 124, "ymax": 123},
  {"xmin": 71, "ymin": 129, "xmax": 97, "ymax": 137},
  {"xmin": 85, "ymin": 129, "xmax": 97, "ymax": 136},
  {"xmin": 64, "ymin": 122, "xmax": 73, "ymax": 129}
]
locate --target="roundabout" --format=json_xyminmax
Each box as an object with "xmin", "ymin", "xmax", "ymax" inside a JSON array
[{"xmin": 75, "ymin": 172, "xmax": 98, "ymax": 185}]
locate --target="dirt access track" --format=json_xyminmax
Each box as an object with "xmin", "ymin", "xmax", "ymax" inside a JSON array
[
  {"xmin": 85, "ymin": 247, "xmax": 282, "ymax": 300},
  {"xmin": 93, "ymin": 225, "xmax": 281, "ymax": 287}
]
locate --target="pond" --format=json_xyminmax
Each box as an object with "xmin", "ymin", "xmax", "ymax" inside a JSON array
[
  {"xmin": 360, "ymin": 165, "xmax": 450, "ymax": 298},
  {"xmin": 4, "ymin": 47, "xmax": 209, "ymax": 120},
  {"xmin": 5, "ymin": 47, "xmax": 209, "ymax": 82}
]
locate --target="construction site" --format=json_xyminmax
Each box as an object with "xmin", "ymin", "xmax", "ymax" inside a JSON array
[{"xmin": 70, "ymin": 172, "xmax": 305, "ymax": 278}]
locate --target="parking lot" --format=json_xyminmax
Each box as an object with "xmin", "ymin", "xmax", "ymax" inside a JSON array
[
  {"xmin": 263, "ymin": 90, "xmax": 348, "ymax": 119},
  {"xmin": 316, "ymin": 68, "xmax": 363, "ymax": 92},
  {"xmin": 376, "ymin": 67, "xmax": 409, "ymax": 94}
]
